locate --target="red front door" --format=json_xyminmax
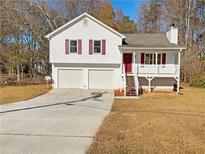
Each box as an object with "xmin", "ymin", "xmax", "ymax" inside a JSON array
[{"xmin": 123, "ymin": 53, "xmax": 132, "ymax": 73}]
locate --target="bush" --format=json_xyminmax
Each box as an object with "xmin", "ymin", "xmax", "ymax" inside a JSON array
[{"xmin": 189, "ymin": 75, "xmax": 205, "ymax": 88}]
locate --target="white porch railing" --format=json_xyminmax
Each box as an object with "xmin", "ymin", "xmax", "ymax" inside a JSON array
[
  {"xmin": 134, "ymin": 64, "xmax": 179, "ymax": 76},
  {"xmin": 121, "ymin": 64, "xmax": 179, "ymax": 96},
  {"xmin": 133, "ymin": 64, "xmax": 139, "ymax": 96}
]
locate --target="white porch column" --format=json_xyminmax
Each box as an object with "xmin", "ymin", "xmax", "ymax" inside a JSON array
[
  {"xmin": 132, "ymin": 52, "xmax": 136, "ymax": 73},
  {"xmin": 145, "ymin": 77, "xmax": 154, "ymax": 93},
  {"xmin": 155, "ymin": 52, "xmax": 158, "ymax": 74},
  {"xmin": 121, "ymin": 51, "xmax": 123, "ymax": 74},
  {"xmin": 148, "ymin": 78, "xmax": 151, "ymax": 93},
  {"xmin": 177, "ymin": 51, "xmax": 181, "ymax": 94},
  {"xmin": 121, "ymin": 52, "xmax": 126, "ymax": 96},
  {"xmin": 133, "ymin": 52, "xmax": 136, "ymax": 63}
]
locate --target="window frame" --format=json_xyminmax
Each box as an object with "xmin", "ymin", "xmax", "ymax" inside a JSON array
[
  {"xmin": 145, "ymin": 53, "xmax": 155, "ymax": 65},
  {"xmin": 144, "ymin": 53, "xmax": 162, "ymax": 65},
  {"xmin": 70, "ymin": 40, "xmax": 78, "ymax": 54},
  {"xmin": 93, "ymin": 40, "xmax": 101, "ymax": 54}
]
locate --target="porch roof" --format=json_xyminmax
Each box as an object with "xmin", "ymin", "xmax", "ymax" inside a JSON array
[{"xmin": 119, "ymin": 33, "xmax": 184, "ymax": 50}]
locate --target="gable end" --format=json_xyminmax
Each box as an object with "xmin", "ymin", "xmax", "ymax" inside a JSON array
[{"xmin": 45, "ymin": 13, "xmax": 125, "ymax": 39}]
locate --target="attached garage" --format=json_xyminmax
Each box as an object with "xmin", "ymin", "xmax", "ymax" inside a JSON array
[
  {"xmin": 58, "ymin": 69, "xmax": 83, "ymax": 88},
  {"xmin": 88, "ymin": 70, "xmax": 114, "ymax": 89},
  {"xmin": 56, "ymin": 67, "xmax": 117, "ymax": 89}
]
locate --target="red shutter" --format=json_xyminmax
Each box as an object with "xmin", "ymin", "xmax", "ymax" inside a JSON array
[
  {"xmin": 78, "ymin": 39, "xmax": 82, "ymax": 54},
  {"xmin": 162, "ymin": 53, "xmax": 166, "ymax": 65},
  {"xmin": 102, "ymin": 39, "xmax": 106, "ymax": 55},
  {"xmin": 141, "ymin": 53, "xmax": 145, "ymax": 64},
  {"xmin": 89, "ymin": 40, "xmax": 93, "ymax": 54},
  {"xmin": 65, "ymin": 39, "xmax": 69, "ymax": 54}
]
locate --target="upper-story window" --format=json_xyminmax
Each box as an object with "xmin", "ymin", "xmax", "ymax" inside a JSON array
[
  {"xmin": 70, "ymin": 40, "xmax": 77, "ymax": 53},
  {"xmin": 94, "ymin": 40, "xmax": 101, "ymax": 54}
]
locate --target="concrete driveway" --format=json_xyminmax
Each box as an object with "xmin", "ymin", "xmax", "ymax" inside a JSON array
[{"xmin": 0, "ymin": 89, "xmax": 113, "ymax": 154}]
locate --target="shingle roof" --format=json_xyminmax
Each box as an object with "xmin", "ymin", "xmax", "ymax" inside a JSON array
[{"xmin": 120, "ymin": 33, "xmax": 180, "ymax": 48}]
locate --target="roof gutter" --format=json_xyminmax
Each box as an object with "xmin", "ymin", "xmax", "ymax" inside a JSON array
[{"xmin": 118, "ymin": 46, "xmax": 186, "ymax": 50}]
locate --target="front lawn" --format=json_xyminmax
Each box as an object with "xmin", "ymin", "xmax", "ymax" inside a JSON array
[
  {"xmin": 0, "ymin": 84, "xmax": 52, "ymax": 105},
  {"xmin": 87, "ymin": 86, "xmax": 205, "ymax": 154}
]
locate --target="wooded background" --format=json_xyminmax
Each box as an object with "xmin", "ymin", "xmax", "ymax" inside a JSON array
[{"xmin": 0, "ymin": 0, "xmax": 204, "ymax": 87}]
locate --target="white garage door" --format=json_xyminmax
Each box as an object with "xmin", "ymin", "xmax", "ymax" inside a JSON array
[
  {"xmin": 88, "ymin": 70, "xmax": 114, "ymax": 89},
  {"xmin": 58, "ymin": 69, "xmax": 83, "ymax": 88}
]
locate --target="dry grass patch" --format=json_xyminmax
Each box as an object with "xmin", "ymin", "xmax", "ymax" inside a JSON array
[
  {"xmin": 0, "ymin": 84, "xmax": 52, "ymax": 105},
  {"xmin": 87, "ymin": 86, "xmax": 205, "ymax": 154}
]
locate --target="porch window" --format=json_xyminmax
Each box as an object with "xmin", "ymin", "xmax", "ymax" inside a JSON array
[
  {"xmin": 145, "ymin": 54, "xmax": 156, "ymax": 64},
  {"xmin": 94, "ymin": 40, "xmax": 101, "ymax": 54},
  {"xmin": 145, "ymin": 53, "xmax": 162, "ymax": 65},
  {"xmin": 70, "ymin": 40, "xmax": 77, "ymax": 53}
]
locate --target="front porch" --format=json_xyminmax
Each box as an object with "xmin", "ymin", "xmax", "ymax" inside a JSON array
[
  {"xmin": 120, "ymin": 50, "xmax": 181, "ymax": 97},
  {"xmin": 117, "ymin": 32, "xmax": 185, "ymax": 97}
]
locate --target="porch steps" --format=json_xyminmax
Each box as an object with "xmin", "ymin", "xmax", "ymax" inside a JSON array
[{"xmin": 126, "ymin": 75, "xmax": 137, "ymax": 96}]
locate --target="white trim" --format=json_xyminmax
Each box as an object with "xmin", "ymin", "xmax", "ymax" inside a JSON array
[
  {"xmin": 45, "ymin": 13, "xmax": 125, "ymax": 39},
  {"xmin": 138, "ymin": 74, "xmax": 178, "ymax": 78},
  {"xmin": 144, "ymin": 76, "xmax": 154, "ymax": 93},
  {"xmin": 141, "ymin": 86, "xmax": 174, "ymax": 90},
  {"xmin": 115, "ymin": 96, "xmax": 139, "ymax": 99},
  {"xmin": 119, "ymin": 47, "xmax": 186, "ymax": 50},
  {"xmin": 155, "ymin": 52, "xmax": 158, "ymax": 74},
  {"xmin": 177, "ymin": 51, "xmax": 181, "ymax": 94},
  {"xmin": 133, "ymin": 52, "xmax": 136, "ymax": 63}
]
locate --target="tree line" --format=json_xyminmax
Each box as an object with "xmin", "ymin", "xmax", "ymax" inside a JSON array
[
  {"xmin": 0, "ymin": 0, "xmax": 136, "ymax": 82},
  {"xmin": 138, "ymin": 0, "xmax": 205, "ymax": 86},
  {"xmin": 0, "ymin": 0, "xmax": 204, "ymax": 86}
]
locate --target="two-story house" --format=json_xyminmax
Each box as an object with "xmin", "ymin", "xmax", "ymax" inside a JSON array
[{"xmin": 45, "ymin": 13, "xmax": 185, "ymax": 96}]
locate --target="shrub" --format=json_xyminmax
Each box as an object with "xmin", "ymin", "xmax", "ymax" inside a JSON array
[{"xmin": 189, "ymin": 75, "xmax": 205, "ymax": 88}]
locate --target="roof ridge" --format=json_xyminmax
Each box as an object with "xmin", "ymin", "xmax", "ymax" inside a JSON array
[{"xmin": 123, "ymin": 32, "xmax": 165, "ymax": 35}]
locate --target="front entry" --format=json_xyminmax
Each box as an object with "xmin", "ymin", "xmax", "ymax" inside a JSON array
[{"xmin": 123, "ymin": 53, "xmax": 132, "ymax": 73}]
